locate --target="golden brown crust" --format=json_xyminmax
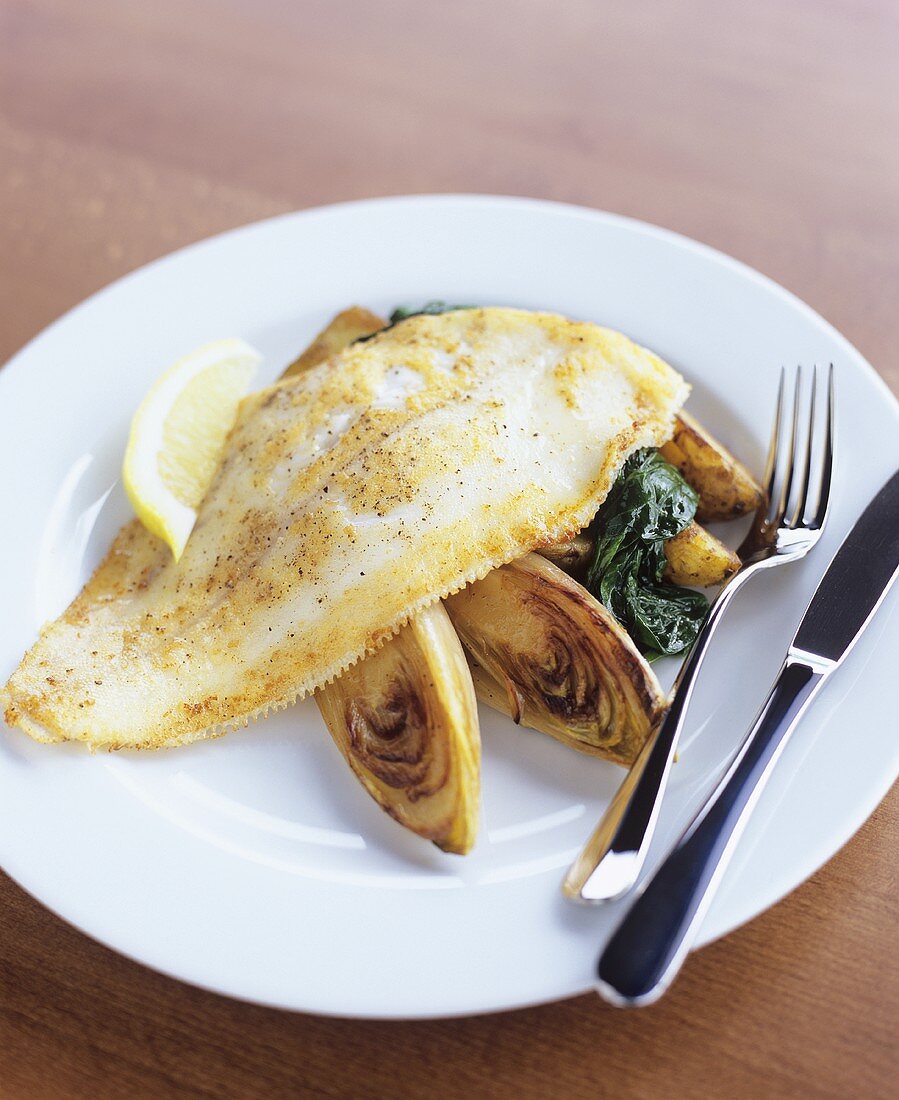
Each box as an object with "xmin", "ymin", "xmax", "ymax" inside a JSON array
[{"xmin": 3, "ymin": 308, "xmax": 688, "ymax": 751}]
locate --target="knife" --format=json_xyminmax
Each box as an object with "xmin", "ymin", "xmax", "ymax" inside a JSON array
[{"xmin": 596, "ymin": 467, "xmax": 899, "ymax": 1007}]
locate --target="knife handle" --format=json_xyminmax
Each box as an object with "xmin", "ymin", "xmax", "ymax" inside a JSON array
[{"xmin": 596, "ymin": 653, "xmax": 828, "ymax": 1006}]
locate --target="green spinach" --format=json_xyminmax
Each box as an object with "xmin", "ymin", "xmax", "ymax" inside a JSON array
[
  {"xmin": 354, "ymin": 301, "xmax": 476, "ymax": 343},
  {"xmin": 585, "ymin": 449, "xmax": 709, "ymax": 658},
  {"xmin": 388, "ymin": 301, "xmax": 476, "ymax": 324}
]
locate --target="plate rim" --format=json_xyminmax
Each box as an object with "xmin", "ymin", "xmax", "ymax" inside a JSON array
[{"xmin": 1, "ymin": 193, "xmax": 897, "ymax": 1019}]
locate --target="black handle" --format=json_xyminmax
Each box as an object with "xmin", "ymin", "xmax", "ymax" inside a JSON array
[{"xmin": 597, "ymin": 657, "xmax": 824, "ymax": 1005}]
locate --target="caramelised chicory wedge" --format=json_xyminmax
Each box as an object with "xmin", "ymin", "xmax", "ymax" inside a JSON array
[
  {"xmin": 445, "ymin": 554, "xmax": 667, "ymax": 768},
  {"xmin": 316, "ymin": 602, "xmax": 481, "ymax": 854}
]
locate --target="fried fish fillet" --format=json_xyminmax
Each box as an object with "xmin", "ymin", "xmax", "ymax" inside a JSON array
[{"xmin": 2, "ymin": 308, "xmax": 688, "ymax": 750}]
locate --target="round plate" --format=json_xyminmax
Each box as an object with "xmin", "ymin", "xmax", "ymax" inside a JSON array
[{"xmin": 1, "ymin": 196, "xmax": 897, "ymax": 1019}]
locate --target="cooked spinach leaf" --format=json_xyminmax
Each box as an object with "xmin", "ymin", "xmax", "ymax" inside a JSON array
[
  {"xmin": 585, "ymin": 449, "xmax": 709, "ymax": 659},
  {"xmin": 353, "ymin": 301, "xmax": 477, "ymax": 343},
  {"xmin": 388, "ymin": 301, "xmax": 477, "ymax": 324}
]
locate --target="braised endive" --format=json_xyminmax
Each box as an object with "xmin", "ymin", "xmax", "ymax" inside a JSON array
[
  {"xmin": 445, "ymin": 554, "xmax": 667, "ymax": 767},
  {"xmin": 316, "ymin": 603, "xmax": 480, "ymax": 854}
]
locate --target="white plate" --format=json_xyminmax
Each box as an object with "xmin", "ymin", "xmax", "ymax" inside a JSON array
[{"xmin": 1, "ymin": 196, "xmax": 897, "ymax": 1019}]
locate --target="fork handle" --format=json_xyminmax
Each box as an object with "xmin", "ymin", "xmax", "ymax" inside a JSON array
[
  {"xmin": 595, "ymin": 653, "xmax": 827, "ymax": 1006},
  {"xmin": 563, "ymin": 573, "xmax": 749, "ymax": 902}
]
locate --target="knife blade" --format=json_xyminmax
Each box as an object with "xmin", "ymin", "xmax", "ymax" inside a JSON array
[{"xmin": 791, "ymin": 467, "xmax": 899, "ymax": 664}]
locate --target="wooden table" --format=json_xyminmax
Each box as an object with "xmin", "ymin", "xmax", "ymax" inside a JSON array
[{"xmin": 1, "ymin": 2, "xmax": 897, "ymax": 1096}]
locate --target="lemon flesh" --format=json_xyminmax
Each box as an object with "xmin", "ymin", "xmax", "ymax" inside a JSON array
[{"xmin": 123, "ymin": 338, "xmax": 261, "ymax": 559}]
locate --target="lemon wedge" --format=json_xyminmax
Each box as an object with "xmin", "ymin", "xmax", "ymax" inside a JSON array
[{"xmin": 123, "ymin": 338, "xmax": 262, "ymax": 560}]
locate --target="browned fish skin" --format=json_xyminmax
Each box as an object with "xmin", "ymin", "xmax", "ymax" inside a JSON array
[{"xmin": 2, "ymin": 308, "xmax": 688, "ymax": 750}]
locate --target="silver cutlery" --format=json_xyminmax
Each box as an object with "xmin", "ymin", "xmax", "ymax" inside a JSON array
[
  {"xmin": 596, "ymin": 465, "xmax": 899, "ymax": 1005},
  {"xmin": 564, "ymin": 366, "xmax": 833, "ymax": 903}
]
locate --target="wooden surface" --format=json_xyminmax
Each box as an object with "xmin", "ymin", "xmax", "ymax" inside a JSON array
[{"xmin": 1, "ymin": 1, "xmax": 897, "ymax": 1096}]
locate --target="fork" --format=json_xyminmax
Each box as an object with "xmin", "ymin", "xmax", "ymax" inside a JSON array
[{"xmin": 563, "ymin": 365, "xmax": 834, "ymax": 903}]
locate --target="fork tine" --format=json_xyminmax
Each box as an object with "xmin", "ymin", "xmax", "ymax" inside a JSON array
[
  {"xmin": 775, "ymin": 366, "xmax": 801, "ymax": 523},
  {"xmin": 807, "ymin": 364, "xmax": 834, "ymax": 530},
  {"xmin": 763, "ymin": 368, "xmax": 786, "ymax": 519},
  {"xmin": 788, "ymin": 365, "xmax": 817, "ymax": 527}
]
